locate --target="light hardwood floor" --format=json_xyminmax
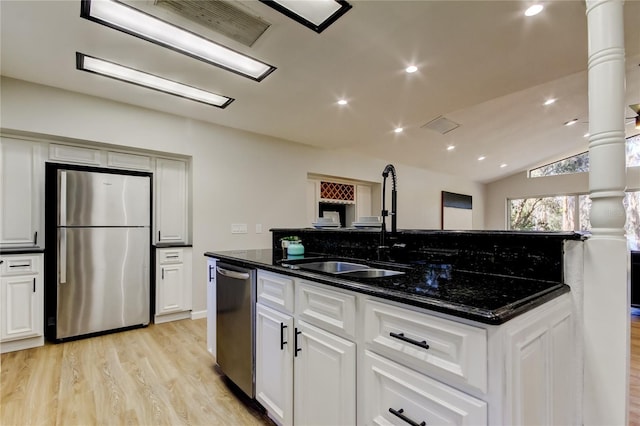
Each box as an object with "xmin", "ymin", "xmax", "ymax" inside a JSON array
[{"xmin": 0, "ymin": 319, "xmax": 273, "ymax": 426}]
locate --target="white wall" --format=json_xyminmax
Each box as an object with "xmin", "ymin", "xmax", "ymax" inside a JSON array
[
  {"xmin": 0, "ymin": 77, "xmax": 486, "ymax": 313},
  {"xmin": 485, "ymin": 167, "xmax": 640, "ymax": 229}
]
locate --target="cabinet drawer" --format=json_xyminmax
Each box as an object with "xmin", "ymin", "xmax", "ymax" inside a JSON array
[
  {"xmin": 0, "ymin": 255, "xmax": 40, "ymax": 275},
  {"xmin": 364, "ymin": 299, "xmax": 487, "ymax": 393},
  {"xmin": 257, "ymin": 270, "xmax": 294, "ymax": 314},
  {"xmin": 296, "ymin": 280, "xmax": 356, "ymax": 339},
  {"xmin": 362, "ymin": 350, "xmax": 487, "ymax": 425},
  {"xmin": 157, "ymin": 248, "xmax": 183, "ymax": 264}
]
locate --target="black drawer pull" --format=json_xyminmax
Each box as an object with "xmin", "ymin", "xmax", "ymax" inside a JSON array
[
  {"xmin": 10, "ymin": 264, "xmax": 31, "ymax": 268},
  {"xmin": 390, "ymin": 332, "xmax": 430, "ymax": 350},
  {"xmin": 280, "ymin": 323, "xmax": 288, "ymax": 350},
  {"xmin": 294, "ymin": 328, "xmax": 302, "ymax": 357},
  {"xmin": 33, "ymin": 277, "xmax": 36, "ymax": 293},
  {"xmin": 389, "ymin": 408, "xmax": 426, "ymax": 426},
  {"xmin": 208, "ymin": 265, "xmax": 214, "ymax": 282}
]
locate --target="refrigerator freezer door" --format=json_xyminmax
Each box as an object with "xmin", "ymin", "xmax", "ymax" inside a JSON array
[
  {"xmin": 59, "ymin": 170, "xmax": 150, "ymax": 227},
  {"xmin": 56, "ymin": 227, "xmax": 150, "ymax": 339}
]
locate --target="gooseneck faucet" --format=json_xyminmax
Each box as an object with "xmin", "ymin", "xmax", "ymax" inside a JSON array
[{"xmin": 380, "ymin": 164, "xmax": 397, "ymax": 251}]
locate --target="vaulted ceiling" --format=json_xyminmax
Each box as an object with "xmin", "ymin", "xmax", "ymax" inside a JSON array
[{"xmin": 1, "ymin": 0, "xmax": 639, "ymax": 182}]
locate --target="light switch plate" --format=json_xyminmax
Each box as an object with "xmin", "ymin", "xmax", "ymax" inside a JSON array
[
  {"xmin": 231, "ymin": 223, "xmax": 248, "ymax": 234},
  {"xmin": 255, "ymin": 224, "xmax": 263, "ymax": 233}
]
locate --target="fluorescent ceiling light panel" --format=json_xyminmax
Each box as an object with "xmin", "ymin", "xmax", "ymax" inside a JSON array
[
  {"xmin": 76, "ymin": 53, "xmax": 234, "ymax": 108},
  {"xmin": 80, "ymin": 0, "xmax": 275, "ymax": 81},
  {"xmin": 260, "ymin": 0, "xmax": 352, "ymax": 33}
]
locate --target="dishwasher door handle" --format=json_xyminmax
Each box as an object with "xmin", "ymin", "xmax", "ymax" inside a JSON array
[{"xmin": 216, "ymin": 266, "xmax": 250, "ymax": 280}]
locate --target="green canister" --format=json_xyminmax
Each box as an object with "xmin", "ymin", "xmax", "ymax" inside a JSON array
[{"xmin": 287, "ymin": 241, "xmax": 305, "ymax": 256}]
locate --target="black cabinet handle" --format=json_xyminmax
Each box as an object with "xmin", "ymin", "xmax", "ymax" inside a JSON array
[
  {"xmin": 33, "ymin": 278, "xmax": 36, "ymax": 293},
  {"xmin": 294, "ymin": 328, "xmax": 302, "ymax": 357},
  {"xmin": 280, "ymin": 323, "xmax": 288, "ymax": 350},
  {"xmin": 208, "ymin": 265, "xmax": 214, "ymax": 282},
  {"xmin": 33, "ymin": 231, "xmax": 38, "ymax": 246},
  {"xmin": 390, "ymin": 332, "xmax": 430, "ymax": 350},
  {"xmin": 161, "ymin": 268, "xmax": 164, "ymax": 280},
  {"xmin": 10, "ymin": 264, "xmax": 31, "ymax": 268},
  {"xmin": 158, "ymin": 230, "xmax": 161, "ymax": 241},
  {"xmin": 389, "ymin": 408, "xmax": 426, "ymax": 426}
]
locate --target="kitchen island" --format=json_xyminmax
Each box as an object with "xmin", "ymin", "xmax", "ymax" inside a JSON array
[{"xmin": 205, "ymin": 229, "xmax": 585, "ymax": 425}]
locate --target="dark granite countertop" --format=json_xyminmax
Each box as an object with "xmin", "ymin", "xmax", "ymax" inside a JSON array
[{"xmin": 205, "ymin": 249, "xmax": 569, "ymax": 325}]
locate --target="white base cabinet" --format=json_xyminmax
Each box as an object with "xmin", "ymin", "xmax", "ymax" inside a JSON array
[
  {"xmin": 253, "ymin": 268, "xmax": 575, "ymax": 425},
  {"xmin": 0, "ymin": 254, "xmax": 44, "ymax": 353},
  {"xmin": 155, "ymin": 247, "xmax": 192, "ymax": 324},
  {"xmin": 255, "ymin": 271, "xmax": 357, "ymax": 426}
]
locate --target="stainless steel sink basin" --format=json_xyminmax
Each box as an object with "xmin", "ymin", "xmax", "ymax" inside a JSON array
[
  {"xmin": 339, "ymin": 269, "xmax": 405, "ymax": 278},
  {"xmin": 296, "ymin": 261, "xmax": 370, "ymax": 274}
]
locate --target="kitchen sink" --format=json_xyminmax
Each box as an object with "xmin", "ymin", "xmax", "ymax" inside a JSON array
[
  {"xmin": 295, "ymin": 261, "xmax": 370, "ymax": 274},
  {"xmin": 339, "ymin": 269, "xmax": 405, "ymax": 278}
]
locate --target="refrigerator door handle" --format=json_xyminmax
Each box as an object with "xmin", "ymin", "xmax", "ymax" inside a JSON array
[
  {"xmin": 60, "ymin": 171, "xmax": 67, "ymax": 226},
  {"xmin": 59, "ymin": 228, "xmax": 67, "ymax": 284}
]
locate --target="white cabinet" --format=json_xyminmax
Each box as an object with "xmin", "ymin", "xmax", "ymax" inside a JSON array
[
  {"xmin": 206, "ymin": 257, "xmax": 217, "ymax": 359},
  {"xmin": 0, "ymin": 138, "xmax": 44, "ymax": 248},
  {"xmin": 256, "ymin": 303, "xmax": 294, "ymax": 426},
  {"xmin": 0, "ymin": 254, "xmax": 44, "ymax": 353},
  {"xmin": 155, "ymin": 158, "xmax": 188, "ymax": 244},
  {"xmin": 255, "ymin": 271, "xmax": 357, "ymax": 426},
  {"xmin": 155, "ymin": 247, "xmax": 192, "ymax": 323}
]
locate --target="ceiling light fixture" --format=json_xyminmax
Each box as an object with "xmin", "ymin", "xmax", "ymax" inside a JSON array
[
  {"xmin": 584, "ymin": 133, "xmax": 590, "ymax": 138},
  {"xmin": 337, "ymin": 99, "xmax": 348, "ymax": 105},
  {"xmin": 525, "ymin": 4, "xmax": 544, "ymax": 16},
  {"xmin": 544, "ymin": 98, "xmax": 556, "ymax": 106},
  {"xmin": 260, "ymin": 0, "xmax": 352, "ymax": 33},
  {"xmin": 394, "ymin": 127, "xmax": 403, "ymax": 133},
  {"xmin": 80, "ymin": 0, "xmax": 276, "ymax": 81},
  {"xmin": 447, "ymin": 145, "xmax": 455, "ymax": 151},
  {"xmin": 405, "ymin": 65, "xmax": 418, "ymax": 73},
  {"xmin": 76, "ymin": 53, "xmax": 234, "ymax": 108},
  {"xmin": 478, "ymin": 156, "xmax": 486, "ymax": 161},
  {"xmin": 500, "ymin": 163, "xmax": 507, "ymax": 168},
  {"xmin": 564, "ymin": 119, "xmax": 579, "ymax": 126}
]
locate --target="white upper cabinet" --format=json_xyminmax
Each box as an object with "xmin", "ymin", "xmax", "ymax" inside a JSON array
[
  {"xmin": 154, "ymin": 158, "xmax": 188, "ymax": 244},
  {"xmin": 0, "ymin": 138, "xmax": 44, "ymax": 248}
]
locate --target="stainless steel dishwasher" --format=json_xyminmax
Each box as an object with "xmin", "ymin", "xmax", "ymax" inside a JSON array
[{"xmin": 216, "ymin": 262, "xmax": 256, "ymax": 398}]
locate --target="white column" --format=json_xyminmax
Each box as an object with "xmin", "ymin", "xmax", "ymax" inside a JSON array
[{"xmin": 584, "ymin": 0, "xmax": 629, "ymax": 425}]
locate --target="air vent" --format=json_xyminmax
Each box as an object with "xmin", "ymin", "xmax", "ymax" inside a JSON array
[
  {"xmin": 421, "ymin": 115, "xmax": 460, "ymax": 135},
  {"xmin": 155, "ymin": 0, "xmax": 270, "ymax": 47}
]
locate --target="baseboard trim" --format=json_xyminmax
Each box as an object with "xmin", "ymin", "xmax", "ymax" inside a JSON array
[{"xmin": 191, "ymin": 310, "xmax": 206, "ymax": 320}]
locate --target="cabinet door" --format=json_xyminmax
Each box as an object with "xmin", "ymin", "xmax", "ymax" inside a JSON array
[
  {"xmin": 0, "ymin": 138, "xmax": 43, "ymax": 248},
  {"xmin": 0, "ymin": 274, "xmax": 42, "ymax": 341},
  {"xmin": 256, "ymin": 303, "xmax": 294, "ymax": 426},
  {"xmin": 362, "ymin": 350, "xmax": 487, "ymax": 426},
  {"xmin": 155, "ymin": 158, "xmax": 187, "ymax": 244},
  {"xmin": 294, "ymin": 320, "xmax": 356, "ymax": 426},
  {"xmin": 156, "ymin": 263, "xmax": 184, "ymax": 315},
  {"xmin": 206, "ymin": 258, "xmax": 217, "ymax": 358}
]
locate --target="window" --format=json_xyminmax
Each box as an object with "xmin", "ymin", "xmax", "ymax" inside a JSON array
[
  {"xmin": 509, "ymin": 191, "xmax": 640, "ymax": 249},
  {"xmin": 529, "ymin": 133, "xmax": 640, "ymax": 177}
]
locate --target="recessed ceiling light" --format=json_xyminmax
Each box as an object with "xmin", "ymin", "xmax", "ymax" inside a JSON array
[
  {"xmin": 405, "ymin": 65, "xmax": 418, "ymax": 73},
  {"xmin": 544, "ymin": 98, "xmax": 556, "ymax": 106},
  {"xmin": 525, "ymin": 4, "xmax": 544, "ymax": 16},
  {"xmin": 394, "ymin": 127, "xmax": 403, "ymax": 133},
  {"xmin": 337, "ymin": 99, "xmax": 348, "ymax": 105},
  {"xmin": 76, "ymin": 52, "xmax": 233, "ymax": 108},
  {"xmin": 564, "ymin": 119, "xmax": 579, "ymax": 126},
  {"xmin": 478, "ymin": 156, "xmax": 486, "ymax": 161},
  {"xmin": 81, "ymin": 0, "xmax": 276, "ymax": 81},
  {"xmin": 584, "ymin": 133, "xmax": 590, "ymax": 137},
  {"xmin": 500, "ymin": 163, "xmax": 507, "ymax": 168},
  {"xmin": 260, "ymin": 0, "xmax": 352, "ymax": 33},
  {"xmin": 447, "ymin": 145, "xmax": 455, "ymax": 151}
]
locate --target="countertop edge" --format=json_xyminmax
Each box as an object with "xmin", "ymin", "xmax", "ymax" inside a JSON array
[
  {"xmin": 0, "ymin": 247, "xmax": 45, "ymax": 254},
  {"xmin": 204, "ymin": 251, "xmax": 569, "ymax": 325}
]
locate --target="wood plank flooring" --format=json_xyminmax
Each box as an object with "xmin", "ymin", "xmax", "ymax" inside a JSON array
[
  {"xmin": 4, "ymin": 314, "xmax": 640, "ymax": 424},
  {"xmin": 0, "ymin": 319, "xmax": 273, "ymax": 426}
]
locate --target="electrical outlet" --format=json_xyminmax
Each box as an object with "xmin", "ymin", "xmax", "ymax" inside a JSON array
[
  {"xmin": 255, "ymin": 224, "xmax": 263, "ymax": 234},
  {"xmin": 231, "ymin": 223, "xmax": 248, "ymax": 234}
]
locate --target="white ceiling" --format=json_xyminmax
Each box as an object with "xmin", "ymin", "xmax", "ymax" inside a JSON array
[{"xmin": 1, "ymin": 0, "xmax": 639, "ymax": 183}]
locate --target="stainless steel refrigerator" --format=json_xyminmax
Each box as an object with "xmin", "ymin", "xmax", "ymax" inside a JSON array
[{"xmin": 53, "ymin": 168, "xmax": 151, "ymax": 340}]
